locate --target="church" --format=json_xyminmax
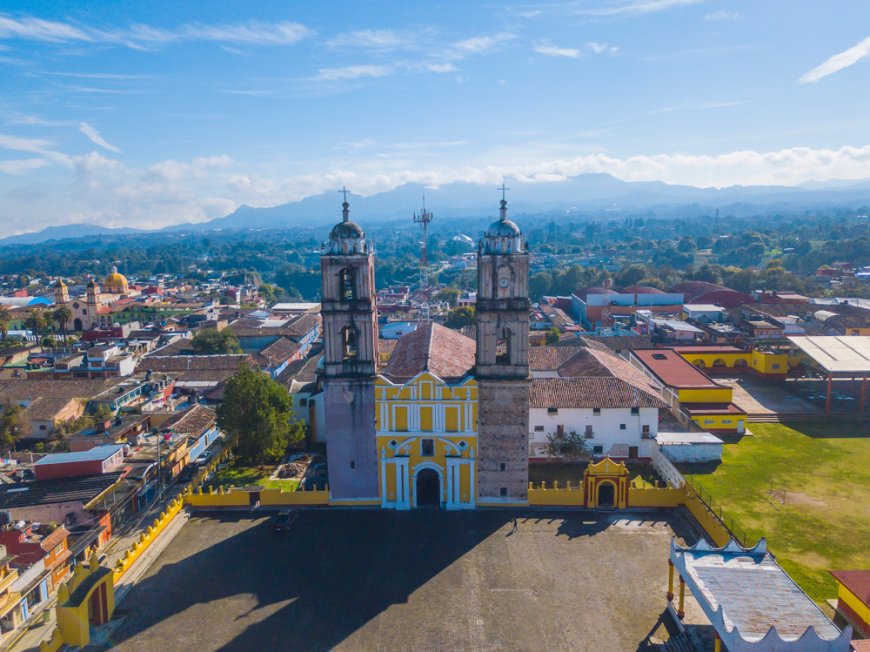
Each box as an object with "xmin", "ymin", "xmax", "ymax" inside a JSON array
[
  {"xmin": 320, "ymin": 193, "xmax": 530, "ymax": 508},
  {"xmin": 53, "ymin": 267, "xmax": 138, "ymax": 333}
]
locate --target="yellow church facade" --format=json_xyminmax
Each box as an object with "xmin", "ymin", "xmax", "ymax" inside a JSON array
[{"xmin": 373, "ymin": 323, "xmax": 480, "ymax": 510}]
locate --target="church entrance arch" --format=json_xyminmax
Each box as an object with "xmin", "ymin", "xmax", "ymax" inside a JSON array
[
  {"xmin": 597, "ymin": 481, "xmax": 616, "ymax": 508},
  {"xmin": 73, "ymin": 318, "xmax": 83, "ymax": 332},
  {"xmin": 415, "ymin": 468, "xmax": 441, "ymax": 508}
]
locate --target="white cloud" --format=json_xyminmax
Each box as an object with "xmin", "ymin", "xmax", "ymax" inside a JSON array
[
  {"xmin": 448, "ymin": 32, "xmax": 516, "ymax": 58},
  {"xmin": 572, "ymin": 0, "xmax": 705, "ymax": 17},
  {"xmin": 0, "ymin": 15, "xmax": 314, "ymax": 49},
  {"xmin": 326, "ymin": 29, "xmax": 416, "ymax": 50},
  {"xmin": 798, "ymin": 35, "xmax": 870, "ymax": 84},
  {"xmin": 644, "ymin": 100, "xmax": 745, "ymax": 115},
  {"xmin": 425, "ymin": 62, "xmax": 458, "ymax": 73},
  {"xmin": 0, "ymin": 133, "xmax": 71, "ymax": 166},
  {"xmin": 5, "ymin": 144, "xmax": 870, "ymax": 236},
  {"xmin": 79, "ymin": 122, "xmax": 122, "ymax": 153},
  {"xmin": 587, "ymin": 41, "xmax": 620, "ymax": 55},
  {"xmin": 312, "ymin": 65, "xmax": 393, "ymax": 82},
  {"xmin": 534, "ymin": 43, "xmax": 581, "ymax": 58},
  {"xmin": 0, "ymin": 158, "xmax": 48, "ymax": 175},
  {"xmin": 703, "ymin": 10, "xmax": 742, "ymax": 21}
]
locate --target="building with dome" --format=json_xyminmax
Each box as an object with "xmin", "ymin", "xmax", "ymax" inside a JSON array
[
  {"xmin": 321, "ymin": 191, "xmax": 531, "ymax": 507},
  {"xmin": 102, "ymin": 266, "xmax": 129, "ymax": 295}
]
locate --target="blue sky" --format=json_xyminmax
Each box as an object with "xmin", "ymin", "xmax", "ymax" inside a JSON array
[{"xmin": 1, "ymin": 0, "xmax": 870, "ymax": 235}]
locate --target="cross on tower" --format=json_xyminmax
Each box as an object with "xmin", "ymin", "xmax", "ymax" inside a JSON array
[
  {"xmin": 339, "ymin": 186, "xmax": 350, "ymax": 221},
  {"xmin": 498, "ymin": 181, "xmax": 510, "ymax": 201},
  {"xmin": 498, "ymin": 180, "xmax": 510, "ymax": 220}
]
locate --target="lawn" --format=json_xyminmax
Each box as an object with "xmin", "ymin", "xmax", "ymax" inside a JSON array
[
  {"xmin": 680, "ymin": 421, "xmax": 870, "ymax": 604},
  {"xmin": 207, "ymin": 460, "xmax": 300, "ymax": 491}
]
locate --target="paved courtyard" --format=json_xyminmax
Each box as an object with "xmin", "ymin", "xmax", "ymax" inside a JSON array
[{"xmin": 100, "ymin": 509, "xmax": 700, "ymax": 652}]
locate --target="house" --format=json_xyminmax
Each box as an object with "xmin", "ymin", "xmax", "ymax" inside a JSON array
[
  {"xmin": 830, "ymin": 570, "xmax": 870, "ymax": 638},
  {"xmin": 571, "ymin": 286, "xmax": 683, "ymax": 330},
  {"xmin": 34, "ymin": 445, "xmax": 125, "ymax": 481},
  {"xmin": 0, "ymin": 523, "xmax": 71, "ymax": 592},
  {"xmin": 628, "ymin": 348, "xmax": 747, "ymax": 434},
  {"xmin": 527, "ymin": 346, "xmax": 668, "ymax": 460}
]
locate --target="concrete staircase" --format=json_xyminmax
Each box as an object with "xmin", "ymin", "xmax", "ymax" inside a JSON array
[{"xmin": 662, "ymin": 632, "xmax": 697, "ymax": 652}]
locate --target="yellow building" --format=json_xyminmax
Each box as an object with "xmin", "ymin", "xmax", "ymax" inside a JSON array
[
  {"xmin": 103, "ymin": 266, "xmax": 129, "ymax": 295},
  {"xmin": 672, "ymin": 346, "xmax": 789, "ymax": 379},
  {"xmin": 376, "ymin": 323, "xmax": 478, "ymax": 509}
]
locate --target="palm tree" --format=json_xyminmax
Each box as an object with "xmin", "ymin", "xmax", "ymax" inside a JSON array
[
  {"xmin": 52, "ymin": 305, "xmax": 72, "ymax": 344},
  {"xmin": 23, "ymin": 309, "xmax": 48, "ymax": 344},
  {"xmin": 0, "ymin": 306, "xmax": 10, "ymax": 345}
]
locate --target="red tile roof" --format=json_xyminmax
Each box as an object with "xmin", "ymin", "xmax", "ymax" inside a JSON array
[
  {"xmin": 382, "ymin": 323, "xmax": 475, "ymax": 382},
  {"xmin": 530, "ymin": 377, "xmax": 667, "ymax": 409}
]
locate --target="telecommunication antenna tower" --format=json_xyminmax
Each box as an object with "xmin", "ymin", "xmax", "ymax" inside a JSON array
[{"xmin": 413, "ymin": 194, "xmax": 434, "ymax": 322}]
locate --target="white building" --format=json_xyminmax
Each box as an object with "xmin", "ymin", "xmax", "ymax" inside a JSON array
[{"xmin": 527, "ymin": 346, "xmax": 668, "ymax": 460}]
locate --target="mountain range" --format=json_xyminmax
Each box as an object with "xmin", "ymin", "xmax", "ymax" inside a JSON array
[{"xmin": 4, "ymin": 173, "xmax": 870, "ymax": 246}]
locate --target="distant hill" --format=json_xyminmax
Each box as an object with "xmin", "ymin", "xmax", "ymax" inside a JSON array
[
  {"xmin": 6, "ymin": 173, "xmax": 870, "ymax": 245},
  {"xmin": 0, "ymin": 223, "xmax": 143, "ymax": 246}
]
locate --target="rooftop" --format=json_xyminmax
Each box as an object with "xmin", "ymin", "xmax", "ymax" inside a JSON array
[
  {"xmin": 0, "ymin": 472, "xmax": 123, "ymax": 509},
  {"xmin": 530, "ymin": 377, "xmax": 668, "ymax": 409},
  {"xmin": 830, "ymin": 570, "xmax": 870, "ymax": 606},
  {"xmin": 671, "ymin": 539, "xmax": 846, "ymax": 648},
  {"xmin": 788, "ymin": 336, "xmax": 870, "ymax": 373},
  {"xmin": 382, "ymin": 322, "xmax": 475, "ymax": 383},
  {"xmin": 632, "ymin": 349, "xmax": 725, "ymax": 389},
  {"xmin": 35, "ymin": 444, "xmax": 125, "ymax": 467}
]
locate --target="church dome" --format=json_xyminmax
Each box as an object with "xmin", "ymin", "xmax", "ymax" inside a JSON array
[
  {"xmin": 324, "ymin": 195, "xmax": 370, "ymax": 255},
  {"xmin": 104, "ymin": 266, "xmax": 129, "ymax": 292},
  {"xmin": 480, "ymin": 198, "xmax": 525, "ymax": 255}
]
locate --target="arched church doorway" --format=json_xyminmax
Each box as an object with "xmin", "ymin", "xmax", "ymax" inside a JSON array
[
  {"xmin": 597, "ymin": 482, "xmax": 615, "ymax": 508},
  {"xmin": 73, "ymin": 318, "xmax": 83, "ymax": 331},
  {"xmin": 415, "ymin": 469, "xmax": 441, "ymax": 507}
]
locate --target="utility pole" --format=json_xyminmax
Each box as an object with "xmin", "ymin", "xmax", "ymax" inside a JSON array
[{"xmin": 413, "ymin": 194, "xmax": 434, "ymax": 322}]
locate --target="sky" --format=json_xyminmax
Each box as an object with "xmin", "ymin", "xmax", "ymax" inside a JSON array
[{"xmin": 1, "ymin": 0, "xmax": 870, "ymax": 236}]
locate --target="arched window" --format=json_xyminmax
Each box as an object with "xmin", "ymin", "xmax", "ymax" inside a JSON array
[
  {"xmin": 339, "ymin": 269, "xmax": 355, "ymax": 301},
  {"xmin": 693, "ymin": 359, "xmax": 706, "ymax": 368},
  {"xmin": 496, "ymin": 327, "xmax": 512, "ymax": 365},
  {"xmin": 342, "ymin": 326, "xmax": 358, "ymax": 360},
  {"xmin": 712, "ymin": 359, "xmax": 727, "ymax": 368}
]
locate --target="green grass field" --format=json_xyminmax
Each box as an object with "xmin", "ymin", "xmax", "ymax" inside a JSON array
[
  {"xmin": 682, "ymin": 421, "xmax": 870, "ymax": 603},
  {"xmin": 207, "ymin": 461, "xmax": 300, "ymax": 491}
]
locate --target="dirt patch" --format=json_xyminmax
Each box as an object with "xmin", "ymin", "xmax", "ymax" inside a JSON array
[{"xmin": 781, "ymin": 491, "xmax": 828, "ymax": 509}]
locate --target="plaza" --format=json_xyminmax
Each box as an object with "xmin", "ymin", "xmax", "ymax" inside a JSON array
[{"xmin": 103, "ymin": 509, "xmax": 700, "ymax": 651}]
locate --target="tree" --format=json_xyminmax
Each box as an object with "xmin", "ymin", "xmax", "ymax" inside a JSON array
[
  {"xmin": 259, "ymin": 283, "xmax": 278, "ymax": 306},
  {"xmin": 545, "ymin": 430, "xmax": 591, "ymax": 462},
  {"xmin": 529, "ymin": 272, "xmax": 553, "ymax": 300},
  {"xmin": 216, "ymin": 365, "xmax": 304, "ymax": 465},
  {"xmin": 431, "ymin": 288, "xmax": 461, "ymax": 307},
  {"xmin": 51, "ymin": 305, "xmax": 72, "ymax": 343},
  {"xmin": 23, "ymin": 309, "xmax": 48, "ymax": 343},
  {"xmin": 444, "ymin": 306, "xmax": 475, "ymax": 329},
  {"xmin": 0, "ymin": 402, "xmax": 30, "ymax": 450},
  {"xmin": 189, "ymin": 328, "xmax": 242, "ymax": 354},
  {"xmin": 545, "ymin": 327, "xmax": 561, "ymax": 344},
  {"xmin": 0, "ymin": 306, "xmax": 10, "ymax": 344}
]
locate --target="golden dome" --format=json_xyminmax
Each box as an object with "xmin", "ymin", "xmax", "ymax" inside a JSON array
[{"xmin": 104, "ymin": 266, "xmax": 129, "ymax": 292}]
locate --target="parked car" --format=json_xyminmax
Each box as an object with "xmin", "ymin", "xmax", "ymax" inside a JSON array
[{"xmin": 270, "ymin": 510, "xmax": 298, "ymax": 533}]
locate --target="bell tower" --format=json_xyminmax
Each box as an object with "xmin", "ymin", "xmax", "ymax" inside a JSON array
[
  {"xmin": 54, "ymin": 278, "xmax": 69, "ymax": 304},
  {"xmin": 320, "ymin": 190, "xmax": 379, "ymax": 501},
  {"xmin": 475, "ymin": 188, "xmax": 530, "ymax": 503}
]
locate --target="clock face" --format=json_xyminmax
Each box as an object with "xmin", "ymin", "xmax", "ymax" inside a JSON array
[{"xmin": 499, "ymin": 278, "xmax": 509, "ymax": 289}]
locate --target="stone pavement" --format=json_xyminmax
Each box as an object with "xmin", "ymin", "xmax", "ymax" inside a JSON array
[{"xmin": 104, "ymin": 509, "xmax": 707, "ymax": 652}]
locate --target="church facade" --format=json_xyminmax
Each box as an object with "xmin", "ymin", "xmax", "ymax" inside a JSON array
[{"xmin": 321, "ymin": 194, "xmax": 531, "ymax": 508}]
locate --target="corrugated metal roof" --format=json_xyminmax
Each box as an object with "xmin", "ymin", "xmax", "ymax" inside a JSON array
[{"xmin": 35, "ymin": 444, "xmax": 124, "ymax": 466}]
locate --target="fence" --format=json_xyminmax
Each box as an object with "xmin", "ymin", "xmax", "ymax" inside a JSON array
[
  {"xmin": 682, "ymin": 477, "xmax": 744, "ymax": 547},
  {"xmin": 185, "ymin": 483, "xmax": 330, "ymax": 508},
  {"xmin": 113, "ymin": 494, "xmax": 185, "ymax": 581}
]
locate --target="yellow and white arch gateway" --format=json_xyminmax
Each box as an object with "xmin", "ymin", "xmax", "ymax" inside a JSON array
[{"xmin": 374, "ymin": 323, "xmax": 480, "ymax": 510}]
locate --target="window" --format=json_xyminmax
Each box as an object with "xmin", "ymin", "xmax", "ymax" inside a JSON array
[
  {"xmin": 722, "ymin": 419, "xmax": 732, "ymax": 424},
  {"xmin": 619, "ymin": 424, "xmax": 626, "ymax": 430},
  {"xmin": 349, "ymin": 460, "xmax": 355, "ymax": 469},
  {"xmin": 631, "ymin": 407, "xmax": 639, "ymax": 415},
  {"xmin": 547, "ymin": 407, "xmax": 558, "ymax": 415},
  {"xmin": 592, "ymin": 407, "xmax": 601, "ymax": 416},
  {"xmin": 496, "ymin": 327, "xmax": 511, "ymax": 365},
  {"xmin": 299, "ymin": 398, "xmax": 308, "ymax": 406},
  {"xmin": 499, "ymin": 487, "xmax": 508, "ymax": 497},
  {"xmin": 704, "ymin": 419, "xmax": 715, "ymax": 425},
  {"xmin": 592, "ymin": 445, "xmax": 603, "ymax": 455},
  {"xmin": 421, "ymin": 439, "xmax": 434, "ymax": 457},
  {"xmin": 39, "ymin": 425, "xmax": 47, "ymax": 431},
  {"xmin": 342, "ymin": 326, "xmax": 358, "ymax": 360},
  {"xmin": 339, "ymin": 269, "xmax": 355, "ymax": 301},
  {"xmin": 584, "ymin": 425, "xmax": 594, "ymax": 438},
  {"xmin": 534, "ymin": 425, "xmax": 544, "ymax": 432},
  {"xmin": 772, "ymin": 363, "xmax": 781, "ymax": 370},
  {"xmin": 652, "ymin": 353, "xmax": 667, "ymax": 360},
  {"xmin": 642, "ymin": 425, "xmax": 651, "ymax": 438},
  {"xmin": 500, "ymin": 462, "xmax": 506, "ymax": 471}
]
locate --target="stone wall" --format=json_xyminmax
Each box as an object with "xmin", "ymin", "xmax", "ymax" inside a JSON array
[
  {"xmin": 477, "ymin": 379, "xmax": 529, "ymax": 501},
  {"xmin": 324, "ymin": 378, "xmax": 379, "ymax": 500}
]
